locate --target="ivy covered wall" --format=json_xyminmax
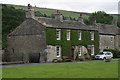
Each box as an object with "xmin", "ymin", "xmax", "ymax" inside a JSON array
[{"xmin": 46, "ymin": 27, "xmax": 99, "ymax": 56}]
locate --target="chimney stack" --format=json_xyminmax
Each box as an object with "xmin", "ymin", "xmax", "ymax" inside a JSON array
[
  {"xmin": 26, "ymin": 4, "xmax": 35, "ymax": 19},
  {"xmin": 90, "ymin": 16, "xmax": 96, "ymax": 26},
  {"xmin": 112, "ymin": 19, "xmax": 117, "ymax": 26},
  {"xmin": 78, "ymin": 13, "xmax": 84, "ymax": 24},
  {"xmin": 54, "ymin": 10, "xmax": 63, "ymax": 22}
]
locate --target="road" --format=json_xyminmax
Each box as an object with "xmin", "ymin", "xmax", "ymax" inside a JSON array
[{"xmin": 0, "ymin": 60, "xmax": 119, "ymax": 68}]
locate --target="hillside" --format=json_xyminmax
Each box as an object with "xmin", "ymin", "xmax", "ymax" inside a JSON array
[
  {"xmin": 6, "ymin": 4, "xmax": 118, "ymax": 20},
  {"xmin": 6, "ymin": 4, "xmax": 89, "ymax": 19}
]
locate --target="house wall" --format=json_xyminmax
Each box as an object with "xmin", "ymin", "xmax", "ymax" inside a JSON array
[
  {"xmin": 115, "ymin": 35, "xmax": 120, "ymax": 50},
  {"xmin": 46, "ymin": 28, "xmax": 99, "ymax": 58},
  {"xmin": 118, "ymin": 35, "xmax": 120, "ymax": 50},
  {"xmin": 7, "ymin": 35, "xmax": 46, "ymax": 63},
  {"xmin": 99, "ymin": 35, "xmax": 115, "ymax": 52},
  {"xmin": 46, "ymin": 45, "xmax": 90, "ymax": 62},
  {"xmin": 47, "ymin": 45, "xmax": 62, "ymax": 62}
]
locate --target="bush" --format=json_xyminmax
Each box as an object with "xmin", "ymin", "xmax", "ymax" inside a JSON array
[{"xmin": 103, "ymin": 49, "xmax": 120, "ymax": 58}]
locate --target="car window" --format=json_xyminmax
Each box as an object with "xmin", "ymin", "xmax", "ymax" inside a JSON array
[
  {"xmin": 105, "ymin": 53, "xmax": 111, "ymax": 55},
  {"xmin": 107, "ymin": 53, "xmax": 111, "ymax": 55},
  {"xmin": 98, "ymin": 52, "xmax": 104, "ymax": 55}
]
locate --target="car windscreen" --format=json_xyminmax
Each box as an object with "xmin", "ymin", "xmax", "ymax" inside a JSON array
[{"xmin": 98, "ymin": 52, "xmax": 104, "ymax": 55}]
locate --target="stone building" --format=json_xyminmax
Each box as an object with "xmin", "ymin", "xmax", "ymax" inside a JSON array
[
  {"xmin": 5, "ymin": 4, "xmax": 120, "ymax": 63},
  {"xmin": 96, "ymin": 23, "xmax": 119, "ymax": 51}
]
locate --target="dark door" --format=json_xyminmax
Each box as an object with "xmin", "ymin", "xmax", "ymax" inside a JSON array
[
  {"xmin": 71, "ymin": 46, "xmax": 75, "ymax": 60},
  {"xmin": 29, "ymin": 53, "xmax": 40, "ymax": 63}
]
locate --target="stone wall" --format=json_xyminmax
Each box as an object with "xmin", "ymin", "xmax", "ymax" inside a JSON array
[
  {"xmin": 7, "ymin": 35, "xmax": 46, "ymax": 63},
  {"xmin": 46, "ymin": 45, "xmax": 89, "ymax": 62},
  {"xmin": 115, "ymin": 35, "xmax": 120, "ymax": 50},
  {"xmin": 47, "ymin": 45, "xmax": 62, "ymax": 62},
  {"xmin": 99, "ymin": 35, "xmax": 115, "ymax": 51}
]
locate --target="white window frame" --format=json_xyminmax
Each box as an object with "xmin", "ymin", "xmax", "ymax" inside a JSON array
[
  {"xmin": 78, "ymin": 31, "xmax": 82, "ymax": 40},
  {"xmin": 78, "ymin": 46, "xmax": 82, "ymax": 56},
  {"xmin": 91, "ymin": 45, "xmax": 94, "ymax": 56},
  {"xmin": 90, "ymin": 32, "xmax": 94, "ymax": 41},
  {"xmin": 67, "ymin": 30, "xmax": 71, "ymax": 40},
  {"xmin": 56, "ymin": 46, "xmax": 61, "ymax": 57},
  {"xmin": 56, "ymin": 29, "xmax": 61, "ymax": 40}
]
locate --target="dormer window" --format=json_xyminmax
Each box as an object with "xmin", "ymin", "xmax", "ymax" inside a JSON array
[
  {"xmin": 56, "ymin": 29, "xmax": 61, "ymax": 40},
  {"xmin": 78, "ymin": 31, "xmax": 82, "ymax": 40},
  {"xmin": 90, "ymin": 32, "xmax": 94, "ymax": 41},
  {"xmin": 67, "ymin": 30, "xmax": 71, "ymax": 40}
]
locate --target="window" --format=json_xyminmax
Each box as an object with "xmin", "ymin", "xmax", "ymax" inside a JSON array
[
  {"xmin": 110, "ymin": 37, "xmax": 113, "ymax": 42},
  {"xmin": 56, "ymin": 46, "xmax": 61, "ymax": 57},
  {"xmin": 78, "ymin": 31, "xmax": 82, "ymax": 40},
  {"xmin": 67, "ymin": 30, "xmax": 71, "ymax": 40},
  {"xmin": 78, "ymin": 46, "xmax": 82, "ymax": 56},
  {"xmin": 91, "ymin": 45, "xmax": 94, "ymax": 56},
  {"xmin": 90, "ymin": 32, "xmax": 94, "ymax": 40},
  {"xmin": 56, "ymin": 29, "xmax": 61, "ymax": 40}
]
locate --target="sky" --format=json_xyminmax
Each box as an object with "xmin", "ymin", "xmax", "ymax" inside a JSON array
[{"xmin": 0, "ymin": 0, "xmax": 120, "ymax": 14}]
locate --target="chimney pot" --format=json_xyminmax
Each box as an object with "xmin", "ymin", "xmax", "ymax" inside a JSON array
[
  {"xmin": 80, "ymin": 13, "xmax": 82, "ymax": 17},
  {"xmin": 56, "ymin": 10, "xmax": 59, "ymax": 14},
  {"xmin": 78, "ymin": 13, "xmax": 84, "ymax": 24}
]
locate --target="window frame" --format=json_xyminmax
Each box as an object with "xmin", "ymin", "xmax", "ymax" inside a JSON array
[
  {"xmin": 78, "ymin": 46, "xmax": 82, "ymax": 56},
  {"xmin": 56, "ymin": 46, "xmax": 61, "ymax": 57},
  {"xmin": 110, "ymin": 37, "xmax": 113, "ymax": 42},
  {"xmin": 56, "ymin": 29, "xmax": 61, "ymax": 40},
  {"xmin": 91, "ymin": 45, "xmax": 95, "ymax": 56},
  {"xmin": 90, "ymin": 32, "xmax": 94, "ymax": 41},
  {"xmin": 78, "ymin": 31, "xmax": 82, "ymax": 40},
  {"xmin": 66, "ymin": 30, "xmax": 71, "ymax": 40}
]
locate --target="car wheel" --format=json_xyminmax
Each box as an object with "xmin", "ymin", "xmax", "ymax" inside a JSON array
[{"xmin": 103, "ymin": 57, "xmax": 106, "ymax": 60}]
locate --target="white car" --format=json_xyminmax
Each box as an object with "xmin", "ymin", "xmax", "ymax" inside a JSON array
[{"xmin": 95, "ymin": 51, "xmax": 113, "ymax": 60}]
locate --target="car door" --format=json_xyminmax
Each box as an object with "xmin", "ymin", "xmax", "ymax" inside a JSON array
[{"xmin": 105, "ymin": 53, "xmax": 111, "ymax": 59}]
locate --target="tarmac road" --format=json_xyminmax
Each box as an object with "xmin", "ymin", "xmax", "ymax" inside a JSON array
[{"xmin": 0, "ymin": 60, "xmax": 119, "ymax": 68}]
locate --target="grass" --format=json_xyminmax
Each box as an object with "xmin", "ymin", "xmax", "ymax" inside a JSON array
[
  {"xmin": 6, "ymin": 4, "xmax": 84, "ymax": 19},
  {"xmin": 6, "ymin": 4, "xmax": 118, "ymax": 19},
  {"xmin": 2, "ymin": 62, "xmax": 118, "ymax": 78}
]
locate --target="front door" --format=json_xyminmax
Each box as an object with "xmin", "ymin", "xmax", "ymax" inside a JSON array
[{"xmin": 29, "ymin": 53, "xmax": 40, "ymax": 63}]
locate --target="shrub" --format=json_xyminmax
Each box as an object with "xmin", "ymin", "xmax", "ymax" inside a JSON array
[{"xmin": 103, "ymin": 49, "xmax": 120, "ymax": 58}]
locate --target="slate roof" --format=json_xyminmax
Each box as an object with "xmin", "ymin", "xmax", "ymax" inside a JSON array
[
  {"xmin": 36, "ymin": 17, "xmax": 119, "ymax": 35},
  {"xmin": 9, "ymin": 17, "xmax": 120, "ymax": 36},
  {"xmin": 9, "ymin": 18, "xmax": 45, "ymax": 36},
  {"xmin": 36, "ymin": 17, "xmax": 98, "ymax": 31},
  {"xmin": 96, "ymin": 23, "xmax": 119, "ymax": 35}
]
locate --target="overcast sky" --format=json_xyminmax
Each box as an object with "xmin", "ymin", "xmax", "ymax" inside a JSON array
[{"xmin": 0, "ymin": 0, "xmax": 120, "ymax": 14}]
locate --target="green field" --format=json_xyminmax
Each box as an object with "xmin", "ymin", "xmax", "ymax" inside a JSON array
[
  {"xmin": 6, "ymin": 4, "xmax": 118, "ymax": 19},
  {"xmin": 2, "ymin": 62, "xmax": 118, "ymax": 78}
]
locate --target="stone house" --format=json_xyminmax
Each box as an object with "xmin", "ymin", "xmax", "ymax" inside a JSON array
[
  {"xmin": 5, "ymin": 4, "xmax": 120, "ymax": 63},
  {"xmin": 96, "ymin": 23, "xmax": 119, "ymax": 51}
]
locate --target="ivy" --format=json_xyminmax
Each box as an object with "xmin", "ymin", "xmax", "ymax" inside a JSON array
[{"xmin": 46, "ymin": 28, "xmax": 99, "ymax": 56}]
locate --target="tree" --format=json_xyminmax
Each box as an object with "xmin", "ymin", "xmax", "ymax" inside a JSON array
[
  {"xmin": 2, "ymin": 4, "xmax": 26, "ymax": 49},
  {"xmin": 83, "ymin": 17, "xmax": 90, "ymax": 25},
  {"xmin": 86, "ymin": 11, "xmax": 113, "ymax": 25}
]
